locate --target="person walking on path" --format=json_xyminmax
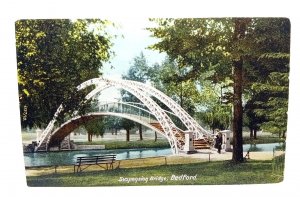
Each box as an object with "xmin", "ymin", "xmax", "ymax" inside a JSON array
[{"xmin": 216, "ymin": 132, "xmax": 223, "ymax": 154}]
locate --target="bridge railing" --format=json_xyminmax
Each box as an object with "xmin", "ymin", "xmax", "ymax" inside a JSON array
[
  {"xmin": 94, "ymin": 102, "xmax": 186, "ymax": 143},
  {"xmin": 112, "ymin": 102, "xmax": 187, "ymax": 131},
  {"xmin": 90, "ymin": 101, "xmax": 186, "ymax": 131},
  {"xmin": 36, "ymin": 104, "xmax": 64, "ymax": 151},
  {"xmin": 92, "ymin": 102, "xmax": 158, "ymax": 124}
]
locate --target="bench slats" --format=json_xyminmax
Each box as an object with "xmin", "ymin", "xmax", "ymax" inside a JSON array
[{"xmin": 74, "ymin": 154, "xmax": 116, "ymax": 173}]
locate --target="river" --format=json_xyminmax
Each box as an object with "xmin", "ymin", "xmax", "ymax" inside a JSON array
[{"xmin": 24, "ymin": 142, "xmax": 283, "ymax": 167}]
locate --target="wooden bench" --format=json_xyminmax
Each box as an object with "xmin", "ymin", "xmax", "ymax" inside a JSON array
[{"xmin": 74, "ymin": 154, "xmax": 116, "ymax": 173}]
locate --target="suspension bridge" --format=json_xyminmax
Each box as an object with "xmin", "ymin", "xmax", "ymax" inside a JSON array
[{"xmin": 35, "ymin": 77, "xmax": 214, "ymax": 154}]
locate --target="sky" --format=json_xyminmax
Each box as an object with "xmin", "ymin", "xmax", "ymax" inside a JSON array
[
  {"xmin": 98, "ymin": 18, "xmax": 166, "ymax": 102},
  {"xmin": 102, "ymin": 18, "xmax": 166, "ymax": 78}
]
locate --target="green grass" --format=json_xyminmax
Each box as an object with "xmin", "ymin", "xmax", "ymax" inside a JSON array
[
  {"xmin": 77, "ymin": 136, "xmax": 285, "ymax": 150},
  {"xmin": 22, "ymin": 132, "xmax": 36, "ymax": 142},
  {"xmin": 77, "ymin": 136, "xmax": 284, "ymax": 148},
  {"xmin": 272, "ymin": 154, "xmax": 285, "ymax": 176},
  {"xmin": 75, "ymin": 139, "xmax": 170, "ymax": 149},
  {"xmin": 26, "ymin": 160, "xmax": 284, "ymax": 186},
  {"xmin": 242, "ymin": 136, "xmax": 285, "ymax": 145}
]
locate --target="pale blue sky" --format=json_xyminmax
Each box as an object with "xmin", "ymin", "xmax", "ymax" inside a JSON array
[
  {"xmin": 102, "ymin": 18, "xmax": 166, "ymax": 79},
  {"xmin": 99, "ymin": 18, "xmax": 166, "ymax": 102}
]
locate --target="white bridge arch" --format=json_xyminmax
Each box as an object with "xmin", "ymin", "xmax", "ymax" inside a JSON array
[
  {"xmin": 49, "ymin": 111, "xmax": 174, "ymax": 148},
  {"xmin": 36, "ymin": 77, "xmax": 212, "ymax": 154}
]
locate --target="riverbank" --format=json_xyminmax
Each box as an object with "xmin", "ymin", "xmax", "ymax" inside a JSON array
[
  {"xmin": 22, "ymin": 131, "xmax": 286, "ymax": 150},
  {"xmin": 75, "ymin": 139, "xmax": 170, "ymax": 149},
  {"xmin": 25, "ymin": 149, "xmax": 284, "ymax": 177},
  {"xmin": 242, "ymin": 136, "xmax": 285, "ymax": 145},
  {"xmin": 26, "ymin": 157, "xmax": 284, "ymax": 186}
]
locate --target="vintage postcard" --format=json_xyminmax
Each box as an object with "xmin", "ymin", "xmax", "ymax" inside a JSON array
[{"xmin": 16, "ymin": 18, "xmax": 289, "ymax": 186}]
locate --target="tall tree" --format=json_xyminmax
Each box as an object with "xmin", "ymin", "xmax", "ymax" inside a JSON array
[
  {"xmin": 105, "ymin": 116, "xmax": 122, "ymax": 135},
  {"xmin": 16, "ymin": 19, "xmax": 114, "ymax": 128},
  {"xmin": 84, "ymin": 117, "xmax": 106, "ymax": 142},
  {"xmin": 148, "ymin": 18, "xmax": 241, "ymax": 161},
  {"xmin": 244, "ymin": 18, "xmax": 290, "ymax": 138},
  {"xmin": 150, "ymin": 57, "xmax": 200, "ymax": 116},
  {"xmin": 244, "ymin": 95, "xmax": 266, "ymax": 139},
  {"xmin": 121, "ymin": 118, "xmax": 135, "ymax": 141},
  {"xmin": 231, "ymin": 18, "xmax": 251, "ymax": 163},
  {"xmin": 121, "ymin": 52, "xmax": 149, "ymax": 140},
  {"xmin": 195, "ymin": 80, "xmax": 232, "ymax": 131},
  {"xmin": 147, "ymin": 18, "xmax": 289, "ymax": 163}
]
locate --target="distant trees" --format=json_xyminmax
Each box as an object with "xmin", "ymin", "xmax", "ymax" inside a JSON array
[
  {"xmin": 84, "ymin": 117, "xmax": 106, "ymax": 142},
  {"xmin": 243, "ymin": 19, "xmax": 290, "ymax": 139},
  {"xmin": 105, "ymin": 116, "xmax": 122, "ymax": 135},
  {"xmin": 16, "ymin": 19, "xmax": 114, "ymax": 128},
  {"xmin": 149, "ymin": 57, "xmax": 200, "ymax": 117},
  {"xmin": 121, "ymin": 52, "xmax": 149, "ymax": 140},
  {"xmin": 121, "ymin": 118, "xmax": 135, "ymax": 141}
]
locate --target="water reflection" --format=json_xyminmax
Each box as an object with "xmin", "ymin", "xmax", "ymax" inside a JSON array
[
  {"xmin": 243, "ymin": 142, "xmax": 283, "ymax": 152},
  {"xmin": 246, "ymin": 144, "xmax": 263, "ymax": 152},
  {"xmin": 24, "ymin": 148, "xmax": 172, "ymax": 167},
  {"xmin": 24, "ymin": 143, "xmax": 283, "ymax": 167}
]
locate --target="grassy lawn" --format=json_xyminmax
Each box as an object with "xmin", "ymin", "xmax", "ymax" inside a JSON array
[
  {"xmin": 26, "ymin": 160, "xmax": 284, "ymax": 187},
  {"xmin": 242, "ymin": 136, "xmax": 285, "ymax": 145},
  {"xmin": 75, "ymin": 136, "xmax": 285, "ymax": 150},
  {"xmin": 75, "ymin": 139, "xmax": 170, "ymax": 149}
]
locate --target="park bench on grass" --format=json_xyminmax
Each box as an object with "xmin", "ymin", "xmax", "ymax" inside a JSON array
[{"xmin": 74, "ymin": 154, "xmax": 116, "ymax": 173}]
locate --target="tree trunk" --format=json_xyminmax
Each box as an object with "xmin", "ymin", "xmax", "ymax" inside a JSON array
[
  {"xmin": 254, "ymin": 129, "xmax": 257, "ymax": 139},
  {"xmin": 88, "ymin": 133, "xmax": 93, "ymax": 142},
  {"xmin": 232, "ymin": 56, "xmax": 244, "ymax": 163},
  {"xmin": 232, "ymin": 18, "xmax": 250, "ymax": 163},
  {"xmin": 250, "ymin": 128, "xmax": 253, "ymax": 139},
  {"xmin": 154, "ymin": 132, "xmax": 157, "ymax": 142},
  {"xmin": 139, "ymin": 124, "xmax": 143, "ymax": 140},
  {"xmin": 126, "ymin": 129, "xmax": 130, "ymax": 141},
  {"xmin": 282, "ymin": 130, "xmax": 286, "ymax": 138},
  {"xmin": 180, "ymin": 82, "xmax": 183, "ymax": 107}
]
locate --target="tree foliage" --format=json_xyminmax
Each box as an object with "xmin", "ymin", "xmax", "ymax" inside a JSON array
[
  {"xmin": 84, "ymin": 117, "xmax": 106, "ymax": 142},
  {"xmin": 150, "ymin": 57, "xmax": 200, "ymax": 116},
  {"xmin": 121, "ymin": 52, "xmax": 149, "ymax": 103},
  {"xmin": 121, "ymin": 52, "xmax": 149, "ymax": 140},
  {"xmin": 16, "ymin": 19, "xmax": 114, "ymax": 128},
  {"xmin": 121, "ymin": 118, "xmax": 135, "ymax": 141},
  {"xmin": 147, "ymin": 18, "xmax": 234, "ymax": 83},
  {"xmin": 196, "ymin": 81, "xmax": 232, "ymax": 131},
  {"xmin": 147, "ymin": 18, "xmax": 290, "ymax": 162},
  {"xmin": 243, "ymin": 18, "xmax": 290, "ymax": 138}
]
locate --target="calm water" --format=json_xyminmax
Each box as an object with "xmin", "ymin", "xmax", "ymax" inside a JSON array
[
  {"xmin": 243, "ymin": 142, "xmax": 283, "ymax": 152},
  {"xmin": 24, "ymin": 143, "xmax": 283, "ymax": 167},
  {"xmin": 24, "ymin": 148, "xmax": 172, "ymax": 167}
]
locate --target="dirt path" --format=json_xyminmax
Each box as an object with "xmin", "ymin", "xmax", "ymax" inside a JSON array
[{"xmin": 178, "ymin": 150, "xmax": 283, "ymax": 161}]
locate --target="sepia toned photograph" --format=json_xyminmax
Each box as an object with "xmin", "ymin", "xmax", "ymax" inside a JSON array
[{"xmin": 16, "ymin": 18, "xmax": 289, "ymax": 186}]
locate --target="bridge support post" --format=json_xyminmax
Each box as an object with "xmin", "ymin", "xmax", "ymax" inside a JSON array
[
  {"xmin": 221, "ymin": 130, "xmax": 232, "ymax": 152},
  {"xmin": 183, "ymin": 131, "xmax": 196, "ymax": 154}
]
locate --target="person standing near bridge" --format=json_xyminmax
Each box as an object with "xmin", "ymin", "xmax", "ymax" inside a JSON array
[{"xmin": 215, "ymin": 132, "xmax": 223, "ymax": 154}]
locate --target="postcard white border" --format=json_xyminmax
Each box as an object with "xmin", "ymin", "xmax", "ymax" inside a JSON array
[{"xmin": 0, "ymin": 0, "xmax": 299, "ymax": 196}]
